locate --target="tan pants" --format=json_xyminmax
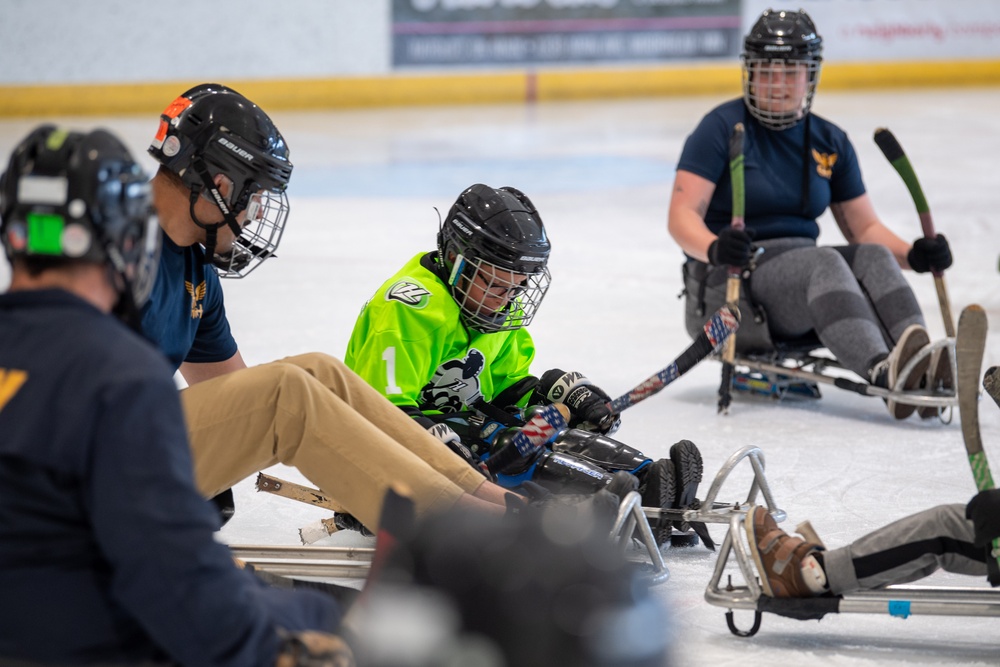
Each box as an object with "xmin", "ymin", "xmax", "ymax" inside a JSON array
[{"xmin": 180, "ymin": 352, "xmax": 486, "ymax": 530}]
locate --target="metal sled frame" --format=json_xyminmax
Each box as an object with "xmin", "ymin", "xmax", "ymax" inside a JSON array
[
  {"xmin": 230, "ymin": 490, "xmax": 671, "ymax": 584},
  {"xmin": 730, "ymin": 336, "xmax": 957, "ymax": 414},
  {"xmin": 238, "ymin": 446, "xmax": 781, "ymax": 586},
  {"xmin": 621, "ymin": 445, "xmax": 784, "ymax": 588},
  {"xmin": 704, "ymin": 506, "xmax": 1000, "ymax": 637}
]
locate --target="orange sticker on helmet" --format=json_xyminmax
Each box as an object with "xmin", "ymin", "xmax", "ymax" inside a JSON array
[{"xmin": 153, "ymin": 96, "xmax": 193, "ymax": 143}]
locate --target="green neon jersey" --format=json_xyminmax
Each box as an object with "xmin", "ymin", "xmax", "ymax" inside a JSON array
[{"xmin": 345, "ymin": 252, "xmax": 536, "ymax": 415}]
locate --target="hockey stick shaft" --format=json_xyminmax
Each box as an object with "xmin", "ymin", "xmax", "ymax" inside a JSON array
[
  {"xmin": 955, "ymin": 305, "xmax": 1000, "ymax": 566},
  {"xmin": 610, "ymin": 303, "xmax": 740, "ymax": 413},
  {"xmin": 874, "ymin": 127, "xmax": 955, "ymax": 337},
  {"xmin": 719, "ymin": 122, "xmax": 746, "ymax": 413},
  {"xmin": 256, "ymin": 472, "xmax": 343, "ymax": 512}
]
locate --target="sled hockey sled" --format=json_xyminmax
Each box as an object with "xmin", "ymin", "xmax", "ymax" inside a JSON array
[
  {"xmin": 239, "ymin": 444, "xmax": 782, "ymax": 589},
  {"xmin": 706, "ymin": 305, "xmax": 1000, "ymax": 636},
  {"xmin": 682, "ymin": 261, "xmax": 958, "ymax": 418},
  {"xmin": 703, "ymin": 508, "xmax": 1000, "ymax": 637},
  {"xmin": 230, "ymin": 487, "xmax": 670, "ymax": 584},
  {"xmin": 724, "ymin": 334, "xmax": 957, "ymax": 419}
]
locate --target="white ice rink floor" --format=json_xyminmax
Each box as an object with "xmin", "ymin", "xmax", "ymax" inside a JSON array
[{"xmin": 3, "ymin": 87, "xmax": 1000, "ymax": 665}]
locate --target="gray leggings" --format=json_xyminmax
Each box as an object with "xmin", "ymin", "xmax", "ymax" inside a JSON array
[
  {"xmin": 685, "ymin": 238, "xmax": 925, "ymax": 377},
  {"xmin": 824, "ymin": 504, "xmax": 986, "ymax": 594}
]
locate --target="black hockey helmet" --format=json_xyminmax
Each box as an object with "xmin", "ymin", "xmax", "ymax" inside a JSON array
[
  {"xmin": 744, "ymin": 8, "xmax": 822, "ymax": 61},
  {"xmin": 741, "ymin": 9, "xmax": 823, "ymax": 130},
  {"xmin": 1, "ymin": 125, "xmax": 160, "ymax": 311},
  {"xmin": 148, "ymin": 83, "xmax": 292, "ymax": 278},
  {"xmin": 437, "ymin": 184, "xmax": 552, "ymax": 333}
]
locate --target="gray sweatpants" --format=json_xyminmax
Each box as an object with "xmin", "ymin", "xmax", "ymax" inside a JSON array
[
  {"xmin": 824, "ymin": 504, "xmax": 986, "ymax": 594},
  {"xmin": 686, "ymin": 238, "xmax": 925, "ymax": 378}
]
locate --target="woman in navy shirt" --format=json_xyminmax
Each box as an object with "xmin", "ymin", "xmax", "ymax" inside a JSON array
[{"xmin": 668, "ymin": 9, "xmax": 953, "ymax": 420}]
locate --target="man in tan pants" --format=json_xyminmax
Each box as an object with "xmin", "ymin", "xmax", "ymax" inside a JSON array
[
  {"xmin": 183, "ymin": 353, "xmax": 501, "ymax": 529},
  {"xmin": 142, "ymin": 83, "xmax": 512, "ymax": 530}
]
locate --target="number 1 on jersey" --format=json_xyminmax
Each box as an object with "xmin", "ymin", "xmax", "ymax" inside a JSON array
[{"xmin": 382, "ymin": 347, "xmax": 403, "ymax": 394}]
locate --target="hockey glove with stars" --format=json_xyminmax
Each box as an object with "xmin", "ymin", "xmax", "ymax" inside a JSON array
[{"xmin": 537, "ymin": 369, "xmax": 620, "ymax": 435}]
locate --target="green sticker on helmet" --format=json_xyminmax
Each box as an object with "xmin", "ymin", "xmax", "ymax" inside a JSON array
[{"xmin": 26, "ymin": 212, "xmax": 65, "ymax": 255}]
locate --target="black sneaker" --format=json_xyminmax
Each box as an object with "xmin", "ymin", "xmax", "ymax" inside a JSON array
[
  {"xmin": 640, "ymin": 458, "xmax": 676, "ymax": 546},
  {"xmin": 669, "ymin": 439, "xmax": 704, "ymax": 529}
]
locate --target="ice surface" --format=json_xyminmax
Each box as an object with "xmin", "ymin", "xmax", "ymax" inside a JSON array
[{"xmin": 3, "ymin": 87, "xmax": 999, "ymax": 664}]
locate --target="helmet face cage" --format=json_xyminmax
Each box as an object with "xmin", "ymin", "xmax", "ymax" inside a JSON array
[
  {"xmin": 212, "ymin": 187, "xmax": 289, "ymax": 278},
  {"xmin": 448, "ymin": 247, "xmax": 552, "ymax": 333},
  {"xmin": 438, "ymin": 185, "xmax": 552, "ymax": 334},
  {"xmin": 741, "ymin": 9, "xmax": 823, "ymax": 131},
  {"xmin": 1, "ymin": 126, "xmax": 161, "ymax": 309},
  {"xmin": 148, "ymin": 84, "xmax": 292, "ymax": 278}
]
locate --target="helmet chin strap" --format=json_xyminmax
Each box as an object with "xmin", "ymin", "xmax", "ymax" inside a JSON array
[
  {"xmin": 188, "ymin": 157, "xmax": 243, "ymax": 265},
  {"xmin": 99, "ymin": 234, "xmax": 143, "ymax": 332}
]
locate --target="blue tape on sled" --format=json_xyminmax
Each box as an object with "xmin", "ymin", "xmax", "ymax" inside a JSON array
[{"xmin": 887, "ymin": 600, "xmax": 911, "ymax": 619}]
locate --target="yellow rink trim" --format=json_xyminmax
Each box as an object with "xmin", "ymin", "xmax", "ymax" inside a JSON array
[{"xmin": 3, "ymin": 59, "xmax": 1000, "ymax": 117}]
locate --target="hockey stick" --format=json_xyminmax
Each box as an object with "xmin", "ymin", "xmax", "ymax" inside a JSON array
[
  {"xmin": 256, "ymin": 473, "xmax": 350, "ymax": 544},
  {"xmin": 718, "ymin": 123, "xmax": 746, "ymax": 414},
  {"xmin": 256, "ymin": 472, "xmax": 342, "ymax": 512},
  {"xmin": 955, "ymin": 305, "xmax": 1000, "ymax": 572},
  {"xmin": 610, "ymin": 303, "xmax": 740, "ymax": 413},
  {"xmin": 874, "ymin": 127, "xmax": 955, "ymax": 337}
]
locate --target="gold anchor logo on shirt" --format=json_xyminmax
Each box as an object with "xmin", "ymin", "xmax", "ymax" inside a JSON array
[
  {"xmin": 811, "ymin": 149, "xmax": 838, "ymax": 179},
  {"xmin": 185, "ymin": 280, "xmax": 206, "ymax": 319}
]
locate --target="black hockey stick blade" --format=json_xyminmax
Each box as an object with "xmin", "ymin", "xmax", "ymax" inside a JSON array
[{"xmin": 609, "ymin": 304, "xmax": 740, "ymax": 413}]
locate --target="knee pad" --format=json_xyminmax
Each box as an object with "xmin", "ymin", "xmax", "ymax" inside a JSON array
[{"xmin": 528, "ymin": 451, "xmax": 627, "ymax": 496}]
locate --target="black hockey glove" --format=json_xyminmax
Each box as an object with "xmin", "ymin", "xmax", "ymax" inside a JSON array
[
  {"xmin": 707, "ymin": 227, "xmax": 754, "ymax": 268},
  {"xmin": 965, "ymin": 488, "xmax": 1000, "ymax": 547},
  {"xmin": 907, "ymin": 234, "xmax": 953, "ymax": 273},
  {"xmin": 537, "ymin": 369, "xmax": 621, "ymax": 435},
  {"xmin": 417, "ymin": 417, "xmax": 491, "ymax": 479}
]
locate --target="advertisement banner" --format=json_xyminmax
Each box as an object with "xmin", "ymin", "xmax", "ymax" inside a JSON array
[
  {"xmin": 392, "ymin": 0, "xmax": 742, "ymax": 68},
  {"xmin": 745, "ymin": 0, "xmax": 1000, "ymax": 62}
]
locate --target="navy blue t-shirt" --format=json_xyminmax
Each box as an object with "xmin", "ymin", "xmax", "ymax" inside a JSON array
[
  {"xmin": 141, "ymin": 230, "xmax": 238, "ymax": 370},
  {"xmin": 677, "ymin": 98, "xmax": 866, "ymax": 243},
  {"xmin": 0, "ymin": 289, "xmax": 339, "ymax": 665}
]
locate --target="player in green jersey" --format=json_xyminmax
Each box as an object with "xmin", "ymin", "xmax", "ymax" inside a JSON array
[{"xmin": 346, "ymin": 184, "xmax": 704, "ymax": 543}]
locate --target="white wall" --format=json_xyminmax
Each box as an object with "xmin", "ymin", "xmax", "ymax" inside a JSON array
[
  {"xmin": 2, "ymin": 0, "xmax": 1000, "ymax": 85},
  {"xmin": 0, "ymin": 0, "xmax": 388, "ymax": 84}
]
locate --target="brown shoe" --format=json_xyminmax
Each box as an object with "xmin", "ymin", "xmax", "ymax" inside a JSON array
[
  {"xmin": 885, "ymin": 324, "xmax": 931, "ymax": 420},
  {"xmin": 918, "ymin": 347, "xmax": 952, "ymax": 419},
  {"xmin": 744, "ymin": 506, "xmax": 822, "ymax": 598}
]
